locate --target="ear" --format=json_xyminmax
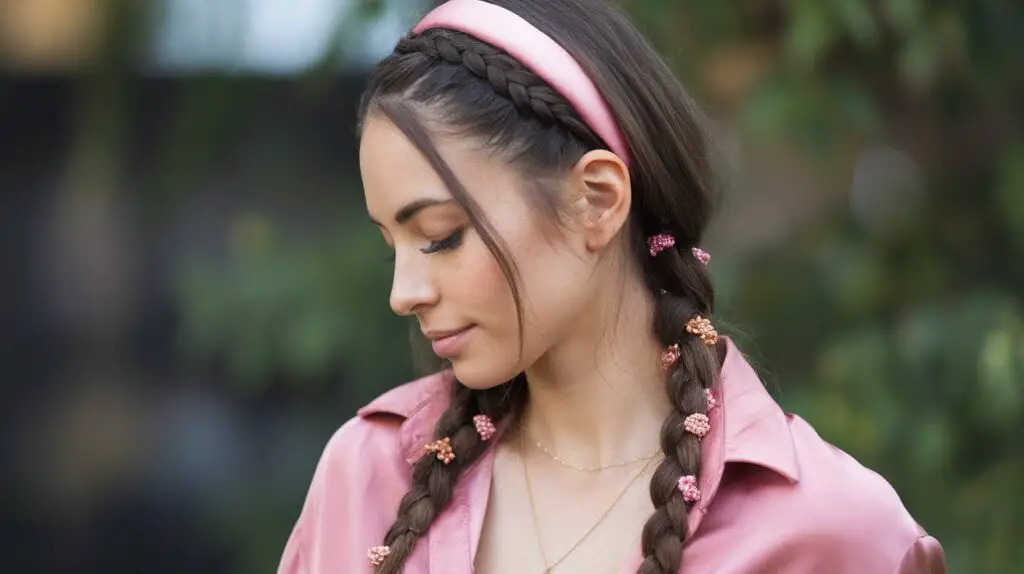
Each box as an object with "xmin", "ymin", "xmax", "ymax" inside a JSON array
[{"xmin": 566, "ymin": 150, "xmax": 631, "ymax": 253}]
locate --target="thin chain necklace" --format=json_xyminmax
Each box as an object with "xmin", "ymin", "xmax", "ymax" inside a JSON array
[
  {"xmin": 520, "ymin": 430, "xmax": 658, "ymax": 573},
  {"xmin": 523, "ymin": 428, "xmax": 660, "ymax": 472}
]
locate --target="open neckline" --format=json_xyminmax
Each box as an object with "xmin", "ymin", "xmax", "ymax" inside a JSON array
[{"xmin": 465, "ymin": 436, "xmax": 647, "ymax": 574}]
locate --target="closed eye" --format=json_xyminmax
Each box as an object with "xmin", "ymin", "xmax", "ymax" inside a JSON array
[
  {"xmin": 383, "ymin": 228, "xmax": 465, "ymax": 263},
  {"xmin": 420, "ymin": 228, "xmax": 465, "ymax": 254}
]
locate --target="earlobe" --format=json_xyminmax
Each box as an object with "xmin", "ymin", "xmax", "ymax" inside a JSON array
[{"xmin": 572, "ymin": 150, "xmax": 631, "ymax": 252}]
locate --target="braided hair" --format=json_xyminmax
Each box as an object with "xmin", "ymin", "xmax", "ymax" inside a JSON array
[{"xmin": 357, "ymin": 1, "xmax": 721, "ymax": 572}]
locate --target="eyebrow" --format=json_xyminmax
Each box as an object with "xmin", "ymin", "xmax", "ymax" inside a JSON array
[{"xmin": 369, "ymin": 198, "xmax": 456, "ymax": 226}]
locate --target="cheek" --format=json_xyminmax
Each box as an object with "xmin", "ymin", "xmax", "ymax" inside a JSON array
[
  {"xmin": 499, "ymin": 226, "xmax": 593, "ymax": 352},
  {"xmin": 440, "ymin": 233, "xmax": 522, "ymax": 388},
  {"xmin": 448, "ymin": 232, "xmax": 517, "ymax": 323},
  {"xmin": 516, "ymin": 248, "xmax": 592, "ymax": 340},
  {"xmin": 444, "ymin": 220, "xmax": 591, "ymax": 386}
]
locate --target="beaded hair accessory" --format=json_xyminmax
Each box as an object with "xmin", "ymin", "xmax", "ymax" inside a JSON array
[
  {"xmin": 685, "ymin": 316, "xmax": 718, "ymax": 345},
  {"xmin": 424, "ymin": 437, "xmax": 455, "ymax": 464},
  {"xmin": 678, "ymin": 475, "xmax": 701, "ymax": 503},
  {"xmin": 647, "ymin": 233, "xmax": 711, "ymax": 265},
  {"xmin": 660, "ymin": 344, "xmax": 681, "ymax": 370},
  {"xmin": 473, "ymin": 414, "xmax": 496, "ymax": 441},
  {"xmin": 368, "ymin": 545, "xmax": 391, "ymax": 567},
  {"xmin": 704, "ymin": 388, "xmax": 718, "ymax": 410},
  {"xmin": 647, "ymin": 233, "xmax": 676, "ymax": 256},
  {"xmin": 683, "ymin": 413, "xmax": 711, "ymax": 439}
]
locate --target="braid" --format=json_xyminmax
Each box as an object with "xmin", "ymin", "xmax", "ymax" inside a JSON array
[
  {"xmin": 396, "ymin": 30, "xmax": 606, "ymax": 150},
  {"xmin": 637, "ymin": 244, "xmax": 719, "ymax": 574},
  {"xmin": 376, "ymin": 379, "xmax": 524, "ymax": 573}
]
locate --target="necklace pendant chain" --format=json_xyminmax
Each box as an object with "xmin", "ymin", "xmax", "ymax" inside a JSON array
[
  {"xmin": 520, "ymin": 430, "xmax": 659, "ymax": 573},
  {"xmin": 524, "ymin": 428, "xmax": 660, "ymax": 472}
]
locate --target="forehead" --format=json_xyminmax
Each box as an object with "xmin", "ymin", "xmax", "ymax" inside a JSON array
[{"xmin": 359, "ymin": 114, "xmax": 527, "ymax": 221}]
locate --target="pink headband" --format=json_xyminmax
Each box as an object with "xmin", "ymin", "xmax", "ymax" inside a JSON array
[{"xmin": 413, "ymin": 0, "xmax": 631, "ymax": 167}]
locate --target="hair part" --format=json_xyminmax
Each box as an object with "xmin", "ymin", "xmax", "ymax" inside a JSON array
[{"xmin": 357, "ymin": 1, "xmax": 722, "ymax": 572}]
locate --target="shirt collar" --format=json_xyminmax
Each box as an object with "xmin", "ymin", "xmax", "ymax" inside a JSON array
[
  {"xmin": 357, "ymin": 337, "xmax": 799, "ymax": 482},
  {"xmin": 358, "ymin": 369, "xmax": 455, "ymax": 464},
  {"xmin": 716, "ymin": 337, "xmax": 799, "ymax": 482}
]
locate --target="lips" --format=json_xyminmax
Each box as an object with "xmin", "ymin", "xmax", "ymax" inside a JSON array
[
  {"xmin": 425, "ymin": 325, "xmax": 474, "ymax": 358},
  {"xmin": 423, "ymin": 326, "xmax": 472, "ymax": 341}
]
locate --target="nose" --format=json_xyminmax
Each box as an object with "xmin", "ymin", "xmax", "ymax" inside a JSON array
[{"xmin": 389, "ymin": 250, "xmax": 439, "ymax": 317}]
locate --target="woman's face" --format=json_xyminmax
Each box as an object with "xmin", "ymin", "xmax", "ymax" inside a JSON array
[{"xmin": 360, "ymin": 114, "xmax": 604, "ymax": 388}]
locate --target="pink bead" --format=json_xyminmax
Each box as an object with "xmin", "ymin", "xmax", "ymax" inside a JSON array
[
  {"xmin": 683, "ymin": 413, "xmax": 710, "ymax": 439},
  {"xmin": 691, "ymin": 247, "xmax": 711, "ymax": 265},
  {"xmin": 660, "ymin": 344, "xmax": 681, "ymax": 370},
  {"xmin": 678, "ymin": 475, "xmax": 701, "ymax": 503},
  {"xmin": 704, "ymin": 388, "xmax": 718, "ymax": 411},
  {"xmin": 473, "ymin": 414, "xmax": 496, "ymax": 441},
  {"xmin": 647, "ymin": 233, "xmax": 676, "ymax": 256},
  {"xmin": 368, "ymin": 545, "xmax": 391, "ymax": 567}
]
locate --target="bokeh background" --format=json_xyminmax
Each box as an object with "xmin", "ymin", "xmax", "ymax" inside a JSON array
[{"xmin": 2, "ymin": 0, "xmax": 1021, "ymax": 572}]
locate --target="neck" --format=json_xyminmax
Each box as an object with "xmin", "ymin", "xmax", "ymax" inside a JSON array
[{"xmin": 520, "ymin": 276, "xmax": 671, "ymax": 468}]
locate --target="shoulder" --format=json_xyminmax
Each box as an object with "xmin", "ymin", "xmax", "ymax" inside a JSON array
[
  {"xmin": 278, "ymin": 371, "xmax": 453, "ymax": 573},
  {"xmin": 774, "ymin": 415, "xmax": 942, "ymax": 572}
]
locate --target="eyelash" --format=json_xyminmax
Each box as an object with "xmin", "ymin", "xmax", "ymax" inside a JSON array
[
  {"xmin": 384, "ymin": 228, "xmax": 465, "ymax": 262},
  {"xmin": 422, "ymin": 228, "xmax": 465, "ymax": 254}
]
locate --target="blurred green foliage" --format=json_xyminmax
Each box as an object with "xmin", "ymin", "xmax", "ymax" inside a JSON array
[
  {"xmin": 165, "ymin": 0, "xmax": 1023, "ymax": 571},
  {"xmin": 178, "ymin": 212, "xmax": 408, "ymax": 391}
]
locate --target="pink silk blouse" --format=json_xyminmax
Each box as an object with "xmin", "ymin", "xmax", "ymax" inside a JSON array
[{"xmin": 278, "ymin": 338, "xmax": 947, "ymax": 573}]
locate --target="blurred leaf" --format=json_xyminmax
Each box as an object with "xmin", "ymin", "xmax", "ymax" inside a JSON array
[
  {"xmin": 909, "ymin": 411, "xmax": 952, "ymax": 473},
  {"xmin": 835, "ymin": 0, "xmax": 881, "ymax": 48},
  {"xmin": 882, "ymin": 0, "xmax": 924, "ymax": 33},
  {"xmin": 357, "ymin": 0, "xmax": 386, "ymax": 18},
  {"xmin": 815, "ymin": 240, "xmax": 886, "ymax": 314},
  {"xmin": 739, "ymin": 74, "xmax": 796, "ymax": 139},
  {"xmin": 783, "ymin": 0, "xmax": 836, "ymax": 71},
  {"xmin": 899, "ymin": 28, "xmax": 941, "ymax": 90},
  {"xmin": 995, "ymin": 143, "xmax": 1024, "ymax": 249},
  {"xmin": 977, "ymin": 322, "xmax": 1024, "ymax": 430}
]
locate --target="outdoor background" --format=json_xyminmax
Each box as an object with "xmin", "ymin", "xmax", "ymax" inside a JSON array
[{"xmin": 1, "ymin": 0, "xmax": 1021, "ymax": 572}]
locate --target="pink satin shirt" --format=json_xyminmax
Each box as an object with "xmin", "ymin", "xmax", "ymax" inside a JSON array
[{"xmin": 278, "ymin": 339, "xmax": 946, "ymax": 573}]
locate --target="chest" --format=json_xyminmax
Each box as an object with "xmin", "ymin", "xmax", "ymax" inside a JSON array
[{"xmin": 472, "ymin": 445, "xmax": 654, "ymax": 574}]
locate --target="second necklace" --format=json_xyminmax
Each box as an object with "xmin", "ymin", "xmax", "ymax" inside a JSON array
[{"xmin": 520, "ymin": 430, "xmax": 658, "ymax": 573}]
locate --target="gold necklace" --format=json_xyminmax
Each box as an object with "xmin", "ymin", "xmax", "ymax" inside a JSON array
[
  {"xmin": 523, "ymin": 428, "xmax": 660, "ymax": 472},
  {"xmin": 520, "ymin": 430, "xmax": 658, "ymax": 573}
]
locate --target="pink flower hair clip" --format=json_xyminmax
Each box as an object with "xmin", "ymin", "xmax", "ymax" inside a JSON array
[
  {"xmin": 704, "ymin": 388, "xmax": 718, "ymax": 411},
  {"xmin": 685, "ymin": 316, "xmax": 719, "ymax": 346},
  {"xmin": 691, "ymin": 247, "xmax": 711, "ymax": 265},
  {"xmin": 683, "ymin": 413, "xmax": 710, "ymax": 439},
  {"xmin": 678, "ymin": 475, "xmax": 701, "ymax": 503},
  {"xmin": 368, "ymin": 545, "xmax": 391, "ymax": 567},
  {"xmin": 647, "ymin": 233, "xmax": 676, "ymax": 256},
  {"xmin": 473, "ymin": 414, "xmax": 496, "ymax": 441},
  {"xmin": 424, "ymin": 437, "xmax": 455, "ymax": 464},
  {"xmin": 660, "ymin": 344, "xmax": 681, "ymax": 370},
  {"xmin": 647, "ymin": 233, "xmax": 712, "ymax": 266}
]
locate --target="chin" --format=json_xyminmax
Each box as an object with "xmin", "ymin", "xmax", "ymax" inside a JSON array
[{"xmin": 448, "ymin": 356, "xmax": 520, "ymax": 391}]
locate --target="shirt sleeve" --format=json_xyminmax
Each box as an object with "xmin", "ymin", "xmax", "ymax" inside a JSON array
[
  {"xmin": 274, "ymin": 415, "xmax": 408, "ymax": 574},
  {"xmin": 894, "ymin": 535, "xmax": 947, "ymax": 574},
  {"xmin": 277, "ymin": 528, "xmax": 308, "ymax": 574}
]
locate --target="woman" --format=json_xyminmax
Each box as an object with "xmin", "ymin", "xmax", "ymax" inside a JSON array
[{"xmin": 279, "ymin": 0, "xmax": 947, "ymax": 572}]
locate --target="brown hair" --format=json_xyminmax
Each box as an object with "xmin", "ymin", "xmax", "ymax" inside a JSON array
[{"xmin": 357, "ymin": 1, "xmax": 721, "ymax": 572}]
